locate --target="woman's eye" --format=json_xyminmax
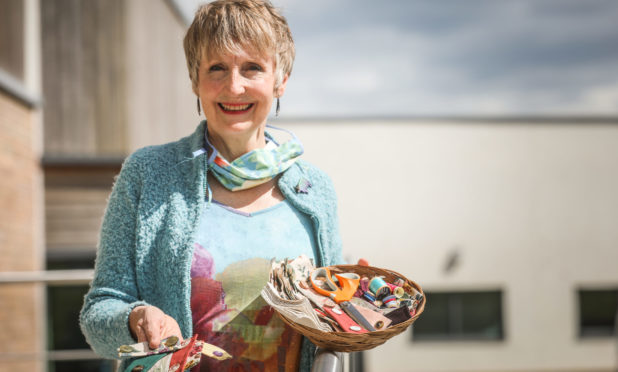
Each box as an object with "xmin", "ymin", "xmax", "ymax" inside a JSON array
[
  {"xmin": 208, "ymin": 64, "xmax": 224, "ymax": 72},
  {"xmin": 247, "ymin": 64, "xmax": 263, "ymax": 72}
]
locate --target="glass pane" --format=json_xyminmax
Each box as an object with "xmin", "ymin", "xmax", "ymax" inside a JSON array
[
  {"xmin": 47, "ymin": 255, "xmax": 96, "ymax": 270},
  {"xmin": 579, "ymin": 289, "xmax": 618, "ymax": 338},
  {"xmin": 461, "ymin": 291, "xmax": 503, "ymax": 340},
  {"xmin": 412, "ymin": 290, "xmax": 503, "ymax": 341},
  {"xmin": 47, "ymin": 285, "xmax": 91, "ymax": 350},
  {"xmin": 49, "ymin": 359, "xmax": 115, "ymax": 372},
  {"xmin": 412, "ymin": 292, "xmax": 450, "ymax": 340}
]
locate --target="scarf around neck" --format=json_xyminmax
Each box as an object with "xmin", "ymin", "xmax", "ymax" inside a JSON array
[{"xmin": 204, "ymin": 124, "xmax": 304, "ymax": 192}]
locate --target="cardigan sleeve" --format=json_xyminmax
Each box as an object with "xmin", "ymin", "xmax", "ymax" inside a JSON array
[{"xmin": 79, "ymin": 153, "xmax": 149, "ymax": 359}]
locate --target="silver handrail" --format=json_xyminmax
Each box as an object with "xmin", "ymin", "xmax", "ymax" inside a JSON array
[
  {"xmin": 0, "ymin": 269, "xmax": 94, "ymax": 284},
  {"xmin": 312, "ymin": 348, "xmax": 343, "ymax": 372}
]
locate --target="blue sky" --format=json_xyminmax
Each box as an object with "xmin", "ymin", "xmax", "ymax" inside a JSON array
[{"xmin": 175, "ymin": 0, "xmax": 618, "ymax": 117}]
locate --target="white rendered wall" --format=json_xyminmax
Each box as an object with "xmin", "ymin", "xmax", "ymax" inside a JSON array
[{"xmin": 279, "ymin": 119, "xmax": 618, "ymax": 372}]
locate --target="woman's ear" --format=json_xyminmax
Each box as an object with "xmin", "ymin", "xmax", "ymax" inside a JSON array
[{"xmin": 275, "ymin": 74, "xmax": 289, "ymax": 98}]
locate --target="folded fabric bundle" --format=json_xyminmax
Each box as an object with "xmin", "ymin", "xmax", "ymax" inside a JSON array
[{"xmin": 261, "ymin": 282, "xmax": 333, "ymax": 332}]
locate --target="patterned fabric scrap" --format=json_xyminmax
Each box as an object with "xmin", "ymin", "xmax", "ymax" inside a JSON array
[
  {"xmin": 118, "ymin": 336, "xmax": 189, "ymax": 358},
  {"xmin": 119, "ymin": 335, "xmax": 231, "ymax": 372},
  {"xmin": 123, "ymin": 353, "xmax": 170, "ymax": 372}
]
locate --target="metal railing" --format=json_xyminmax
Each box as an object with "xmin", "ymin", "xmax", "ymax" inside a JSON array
[
  {"xmin": 0, "ymin": 269, "xmax": 101, "ymax": 370},
  {"xmin": 0, "ymin": 269, "xmax": 94, "ymax": 284}
]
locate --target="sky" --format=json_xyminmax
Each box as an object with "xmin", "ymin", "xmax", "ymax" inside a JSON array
[{"xmin": 175, "ymin": 0, "xmax": 618, "ymax": 118}]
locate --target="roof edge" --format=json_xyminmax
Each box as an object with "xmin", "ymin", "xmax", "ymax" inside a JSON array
[{"xmin": 273, "ymin": 115, "xmax": 618, "ymax": 124}]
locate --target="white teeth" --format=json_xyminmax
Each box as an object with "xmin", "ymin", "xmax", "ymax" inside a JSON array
[{"xmin": 220, "ymin": 103, "xmax": 251, "ymax": 111}]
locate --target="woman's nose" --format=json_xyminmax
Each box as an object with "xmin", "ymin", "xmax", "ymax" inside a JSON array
[{"xmin": 226, "ymin": 69, "xmax": 246, "ymax": 95}]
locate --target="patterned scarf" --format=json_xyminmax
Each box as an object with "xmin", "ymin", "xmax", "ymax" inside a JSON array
[{"xmin": 204, "ymin": 125, "xmax": 304, "ymax": 191}]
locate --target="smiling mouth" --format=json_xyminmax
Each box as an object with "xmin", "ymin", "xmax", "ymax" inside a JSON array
[{"xmin": 218, "ymin": 103, "xmax": 254, "ymax": 113}]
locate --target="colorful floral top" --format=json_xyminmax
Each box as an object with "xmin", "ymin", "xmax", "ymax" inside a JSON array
[{"xmin": 190, "ymin": 199, "xmax": 317, "ymax": 371}]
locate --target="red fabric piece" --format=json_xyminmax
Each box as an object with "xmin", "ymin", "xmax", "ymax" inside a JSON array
[
  {"xmin": 168, "ymin": 335, "xmax": 197, "ymax": 372},
  {"xmin": 323, "ymin": 306, "xmax": 368, "ymax": 334}
]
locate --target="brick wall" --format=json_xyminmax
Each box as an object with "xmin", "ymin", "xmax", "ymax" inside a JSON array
[{"xmin": 0, "ymin": 91, "xmax": 44, "ymax": 371}]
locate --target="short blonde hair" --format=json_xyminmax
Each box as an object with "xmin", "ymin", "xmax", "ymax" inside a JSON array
[{"xmin": 183, "ymin": 0, "xmax": 295, "ymax": 93}]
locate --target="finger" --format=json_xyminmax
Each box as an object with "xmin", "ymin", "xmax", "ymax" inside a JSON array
[
  {"xmin": 134, "ymin": 321, "xmax": 147, "ymax": 343},
  {"xmin": 142, "ymin": 314, "xmax": 163, "ymax": 349},
  {"xmin": 147, "ymin": 328, "xmax": 162, "ymax": 349},
  {"xmin": 129, "ymin": 306, "xmax": 147, "ymax": 340},
  {"xmin": 161, "ymin": 315, "xmax": 183, "ymax": 341}
]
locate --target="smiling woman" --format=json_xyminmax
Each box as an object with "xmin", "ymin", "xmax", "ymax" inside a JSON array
[
  {"xmin": 79, "ymin": 1, "xmax": 343, "ymax": 372},
  {"xmin": 197, "ymin": 48, "xmax": 287, "ymax": 161}
]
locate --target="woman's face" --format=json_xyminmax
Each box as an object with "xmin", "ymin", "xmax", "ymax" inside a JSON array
[{"xmin": 197, "ymin": 47, "xmax": 287, "ymax": 148}]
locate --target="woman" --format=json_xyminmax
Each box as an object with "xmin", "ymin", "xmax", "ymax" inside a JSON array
[{"xmin": 79, "ymin": 0, "xmax": 342, "ymax": 371}]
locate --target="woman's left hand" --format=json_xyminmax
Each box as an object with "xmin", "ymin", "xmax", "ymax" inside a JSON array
[{"xmin": 129, "ymin": 305, "xmax": 183, "ymax": 349}]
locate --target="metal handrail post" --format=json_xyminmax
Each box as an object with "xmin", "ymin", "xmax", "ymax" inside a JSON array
[{"xmin": 311, "ymin": 348, "xmax": 343, "ymax": 372}]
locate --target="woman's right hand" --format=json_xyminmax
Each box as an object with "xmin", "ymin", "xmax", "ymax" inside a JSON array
[{"xmin": 129, "ymin": 305, "xmax": 183, "ymax": 349}]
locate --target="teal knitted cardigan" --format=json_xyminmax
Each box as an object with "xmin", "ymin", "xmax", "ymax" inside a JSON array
[{"xmin": 79, "ymin": 121, "xmax": 343, "ymax": 371}]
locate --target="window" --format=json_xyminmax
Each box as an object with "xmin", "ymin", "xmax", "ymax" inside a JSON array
[
  {"xmin": 47, "ymin": 257, "xmax": 114, "ymax": 372},
  {"xmin": 578, "ymin": 289, "xmax": 618, "ymax": 338},
  {"xmin": 411, "ymin": 290, "xmax": 504, "ymax": 341}
]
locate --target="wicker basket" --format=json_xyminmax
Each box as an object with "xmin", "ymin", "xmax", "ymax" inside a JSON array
[{"xmin": 276, "ymin": 264, "xmax": 425, "ymax": 352}]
